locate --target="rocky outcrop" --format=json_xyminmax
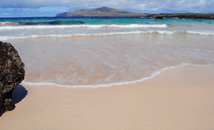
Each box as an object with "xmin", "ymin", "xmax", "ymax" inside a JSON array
[
  {"xmin": 0, "ymin": 41, "xmax": 25, "ymax": 116},
  {"xmin": 147, "ymin": 13, "xmax": 214, "ymax": 19}
]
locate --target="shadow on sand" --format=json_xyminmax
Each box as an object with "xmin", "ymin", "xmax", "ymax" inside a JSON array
[
  {"xmin": 12, "ymin": 85, "xmax": 28, "ymax": 104},
  {"xmin": 0, "ymin": 85, "xmax": 27, "ymax": 117}
]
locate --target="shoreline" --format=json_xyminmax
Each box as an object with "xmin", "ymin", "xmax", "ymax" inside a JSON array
[
  {"xmin": 21, "ymin": 63, "xmax": 213, "ymax": 88},
  {"xmin": 1, "ymin": 65, "xmax": 214, "ymax": 130}
]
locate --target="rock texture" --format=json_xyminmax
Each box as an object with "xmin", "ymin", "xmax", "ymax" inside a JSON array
[
  {"xmin": 147, "ymin": 13, "xmax": 214, "ymax": 19},
  {"xmin": 0, "ymin": 41, "xmax": 25, "ymax": 116}
]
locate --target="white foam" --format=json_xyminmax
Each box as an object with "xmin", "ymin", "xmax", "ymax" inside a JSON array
[
  {"xmin": 0, "ymin": 32, "xmax": 141, "ymax": 41},
  {"xmin": 0, "ymin": 24, "xmax": 167, "ymax": 30},
  {"xmin": 1, "ymin": 30, "xmax": 214, "ymax": 41},
  {"xmin": 187, "ymin": 31, "xmax": 214, "ymax": 35},
  {"xmin": 0, "ymin": 22, "xmax": 19, "ymax": 26},
  {"xmin": 0, "ymin": 35, "xmax": 43, "ymax": 41},
  {"xmin": 22, "ymin": 64, "xmax": 189, "ymax": 88}
]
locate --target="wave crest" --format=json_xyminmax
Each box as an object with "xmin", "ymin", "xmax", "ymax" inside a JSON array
[
  {"xmin": 1, "ymin": 30, "xmax": 214, "ymax": 41},
  {"xmin": 0, "ymin": 24, "xmax": 167, "ymax": 30}
]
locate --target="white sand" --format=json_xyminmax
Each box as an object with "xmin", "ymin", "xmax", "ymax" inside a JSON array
[{"xmin": 0, "ymin": 65, "xmax": 214, "ymax": 130}]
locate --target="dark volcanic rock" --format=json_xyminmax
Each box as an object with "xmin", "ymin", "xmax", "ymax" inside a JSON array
[
  {"xmin": 147, "ymin": 13, "xmax": 214, "ymax": 19},
  {"xmin": 155, "ymin": 16, "xmax": 164, "ymax": 19},
  {"xmin": 0, "ymin": 41, "xmax": 25, "ymax": 116}
]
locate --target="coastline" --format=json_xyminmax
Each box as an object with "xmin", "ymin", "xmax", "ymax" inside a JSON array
[
  {"xmin": 21, "ymin": 63, "xmax": 202, "ymax": 88},
  {"xmin": 1, "ymin": 65, "xmax": 214, "ymax": 130}
]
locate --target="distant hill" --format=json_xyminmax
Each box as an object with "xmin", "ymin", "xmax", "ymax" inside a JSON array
[
  {"xmin": 56, "ymin": 6, "xmax": 146, "ymax": 17},
  {"xmin": 56, "ymin": 6, "xmax": 214, "ymax": 19}
]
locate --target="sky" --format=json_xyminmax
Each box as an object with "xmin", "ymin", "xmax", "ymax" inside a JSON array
[{"xmin": 0, "ymin": 0, "xmax": 213, "ymax": 17}]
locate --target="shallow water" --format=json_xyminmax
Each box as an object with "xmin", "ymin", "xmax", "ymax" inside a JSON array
[{"xmin": 1, "ymin": 17, "xmax": 214, "ymax": 87}]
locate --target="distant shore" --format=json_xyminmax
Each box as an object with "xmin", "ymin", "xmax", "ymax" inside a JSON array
[
  {"xmin": 55, "ymin": 7, "xmax": 214, "ymax": 19},
  {"xmin": 146, "ymin": 13, "xmax": 214, "ymax": 19},
  {"xmin": 55, "ymin": 13, "xmax": 214, "ymax": 19}
]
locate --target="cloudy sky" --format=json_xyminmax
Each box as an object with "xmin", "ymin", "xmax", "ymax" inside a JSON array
[{"xmin": 0, "ymin": 0, "xmax": 213, "ymax": 17}]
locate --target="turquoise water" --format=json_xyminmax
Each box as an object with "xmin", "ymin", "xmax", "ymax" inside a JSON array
[
  {"xmin": 1, "ymin": 17, "xmax": 214, "ymax": 25},
  {"xmin": 1, "ymin": 17, "xmax": 214, "ymax": 87}
]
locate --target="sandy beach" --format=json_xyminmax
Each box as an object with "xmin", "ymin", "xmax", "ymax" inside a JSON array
[
  {"xmin": 1, "ymin": 4, "xmax": 214, "ymax": 130},
  {"xmin": 0, "ymin": 65, "xmax": 214, "ymax": 130}
]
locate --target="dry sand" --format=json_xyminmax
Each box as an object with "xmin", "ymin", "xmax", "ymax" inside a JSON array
[{"xmin": 0, "ymin": 65, "xmax": 214, "ymax": 130}]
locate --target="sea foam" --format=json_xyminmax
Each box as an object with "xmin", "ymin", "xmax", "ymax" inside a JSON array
[
  {"xmin": 1, "ymin": 30, "xmax": 214, "ymax": 41},
  {"xmin": 21, "ymin": 64, "xmax": 189, "ymax": 88},
  {"xmin": 0, "ymin": 24, "xmax": 167, "ymax": 30}
]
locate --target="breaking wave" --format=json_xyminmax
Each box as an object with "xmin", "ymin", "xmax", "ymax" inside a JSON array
[
  {"xmin": 0, "ymin": 24, "xmax": 167, "ymax": 30},
  {"xmin": 1, "ymin": 30, "xmax": 214, "ymax": 41}
]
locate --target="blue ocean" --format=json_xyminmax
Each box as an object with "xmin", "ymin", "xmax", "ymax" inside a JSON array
[{"xmin": 0, "ymin": 17, "xmax": 214, "ymax": 87}]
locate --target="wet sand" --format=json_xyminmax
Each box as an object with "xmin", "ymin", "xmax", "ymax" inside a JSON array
[{"xmin": 0, "ymin": 65, "xmax": 214, "ymax": 130}]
